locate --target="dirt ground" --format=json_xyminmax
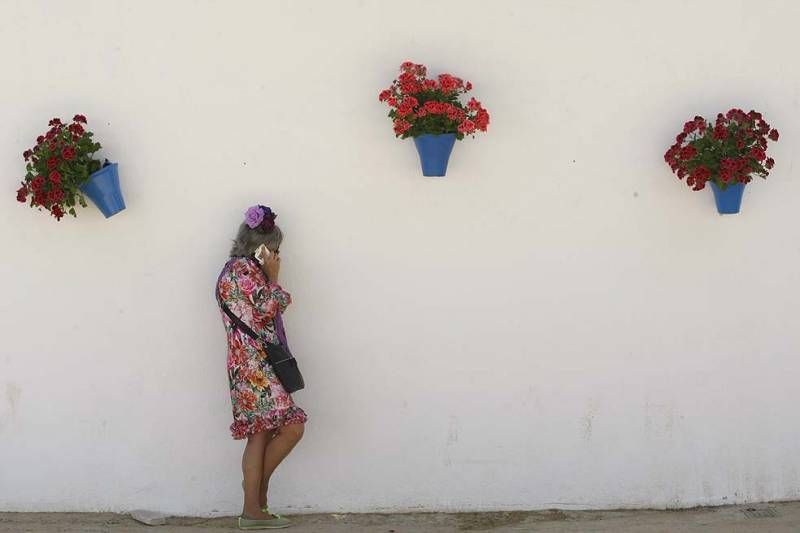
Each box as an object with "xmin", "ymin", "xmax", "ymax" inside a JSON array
[{"xmin": 2, "ymin": 501, "xmax": 799, "ymax": 532}]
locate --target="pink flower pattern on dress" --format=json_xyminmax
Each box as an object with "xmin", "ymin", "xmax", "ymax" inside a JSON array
[{"xmin": 217, "ymin": 257, "xmax": 307, "ymax": 440}]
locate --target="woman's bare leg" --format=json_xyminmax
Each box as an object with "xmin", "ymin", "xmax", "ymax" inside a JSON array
[
  {"xmin": 241, "ymin": 430, "xmax": 273, "ymax": 519},
  {"xmin": 260, "ymin": 423, "xmax": 305, "ymax": 509},
  {"xmin": 256, "ymin": 430, "xmax": 276, "ymax": 508}
]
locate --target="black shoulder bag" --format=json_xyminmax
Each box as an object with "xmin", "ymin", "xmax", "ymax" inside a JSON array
[{"xmin": 217, "ymin": 262, "xmax": 305, "ymax": 393}]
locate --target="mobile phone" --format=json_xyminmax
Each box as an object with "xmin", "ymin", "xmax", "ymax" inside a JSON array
[{"xmin": 254, "ymin": 244, "xmax": 271, "ymax": 265}]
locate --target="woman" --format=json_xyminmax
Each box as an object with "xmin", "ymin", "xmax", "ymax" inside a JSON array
[{"xmin": 216, "ymin": 205, "xmax": 307, "ymax": 530}]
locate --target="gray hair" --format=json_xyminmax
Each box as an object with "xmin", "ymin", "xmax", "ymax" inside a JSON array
[{"xmin": 229, "ymin": 223, "xmax": 284, "ymax": 257}]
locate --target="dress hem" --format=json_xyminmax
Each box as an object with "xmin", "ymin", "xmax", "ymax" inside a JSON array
[{"xmin": 230, "ymin": 407, "xmax": 308, "ymax": 440}]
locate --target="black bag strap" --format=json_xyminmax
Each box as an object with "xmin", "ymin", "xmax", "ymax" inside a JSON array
[
  {"xmin": 221, "ymin": 300, "xmax": 299, "ymax": 366},
  {"xmin": 216, "ymin": 259, "xmax": 304, "ymax": 392},
  {"xmin": 219, "ymin": 300, "xmax": 263, "ymax": 345},
  {"xmin": 216, "ymin": 258, "xmax": 292, "ymax": 363}
]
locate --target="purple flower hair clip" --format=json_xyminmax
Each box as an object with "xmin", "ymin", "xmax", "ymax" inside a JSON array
[{"xmin": 244, "ymin": 205, "xmax": 277, "ymax": 232}]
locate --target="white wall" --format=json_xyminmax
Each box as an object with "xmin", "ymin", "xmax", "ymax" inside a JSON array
[{"xmin": 1, "ymin": 0, "xmax": 799, "ymax": 516}]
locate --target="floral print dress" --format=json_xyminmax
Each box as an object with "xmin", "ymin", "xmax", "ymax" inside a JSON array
[{"xmin": 217, "ymin": 256, "xmax": 307, "ymax": 440}]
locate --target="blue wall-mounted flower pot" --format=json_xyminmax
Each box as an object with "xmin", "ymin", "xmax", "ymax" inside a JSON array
[
  {"xmin": 80, "ymin": 163, "xmax": 125, "ymax": 218},
  {"xmin": 413, "ymin": 133, "xmax": 456, "ymax": 177},
  {"xmin": 709, "ymin": 181, "xmax": 745, "ymax": 215}
]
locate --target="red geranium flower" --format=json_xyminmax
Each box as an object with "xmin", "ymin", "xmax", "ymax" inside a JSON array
[
  {"xmin": 693, "ymin": 166, "xmax": 711, "ymax": 181},
  {"xmin": 423, "ymin": 101, "xmax": 440, "ymax": 114},
  {"xmin": 397, "ymin": 103, "xmax": 414, "ymax": 117},
  {"xmin": 475, "ymin": 109, "xmax": 490, "ymax": 131},
  {"xmin": 51, "ymin": 204, "xmax": 65, "ymax": 221},
  {"xmin": 49, "ymin": 187, "xmax": 65, "ymax": 203},
  {"xmin": 666, "ymin": 109, "xmax": 777, "ymax": 192},
  {"xmin": 446, "ymin": 105, "xmax": 464, "ymax": 121},
  {"xmin": 393, "ymin": 119, "xmax": 412, "ymax": 135},
  {"xmin": 769, "ymin": 129, "xmax": 779, "ymax": 141},
  {"xmin": 16, "ymin": 185, "xmax": 28, "ymax": 203},
  {"xmin": 679, "ymin": 145, "xmax": 697, "ymax": 160},
  {"xmin": 694, "ymin": 116, "xmax": 706, "ymax": 130},
  {"xmin": 380, "ymin": 62, "xmax": 489, "ymax": 141},
  {"xmin": 17, "ymin": 114, "xmax": 106, "ymax": 219},
  {"xmin": 32, "ymin": 191, "xmax": 46, "ymax": 206},
  {"xmin": 438, "ymin": 74, "xmax": 462, "ymax": 93},
  {"xmin": 458, "ymin": 119, "xmax": 476, "ymax": 134}
]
